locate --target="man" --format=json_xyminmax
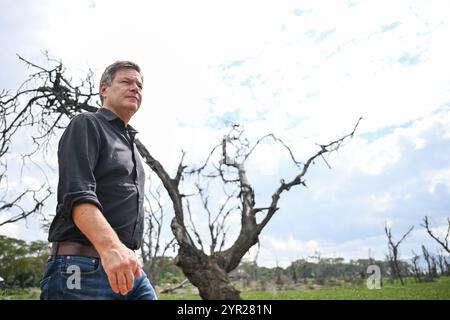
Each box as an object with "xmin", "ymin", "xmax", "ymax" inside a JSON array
[{"xmin": 40, "ymin": 61, "xmax": 157, "ymax": 300}]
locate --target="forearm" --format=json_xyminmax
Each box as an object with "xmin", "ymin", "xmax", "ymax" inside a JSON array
[
  {"xmin": 71, "ymin": 202, "xmax": 142, "ymax": 295},
  {"xmin": 72, "ymin": 202, "xmax": 122, "ymax": 254}
]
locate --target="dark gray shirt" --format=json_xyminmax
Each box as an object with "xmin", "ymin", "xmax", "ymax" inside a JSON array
[{"xmin": 48, "ymin": 108, "xmax": 145, "ymax": 250}]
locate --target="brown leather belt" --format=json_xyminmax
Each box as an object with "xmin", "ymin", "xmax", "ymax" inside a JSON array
[{"xmin": 51, "ymin": 241, "xmax": 100, "ymax": 258}]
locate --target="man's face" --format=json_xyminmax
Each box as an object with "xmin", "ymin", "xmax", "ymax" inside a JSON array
[{"xmin": 101, "ymin": 68, "xmax": 143, "ymax": 116}]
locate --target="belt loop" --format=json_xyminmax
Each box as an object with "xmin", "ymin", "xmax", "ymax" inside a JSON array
[
  {"xmin": 53, "ymin": 242, "xmax": 59, "ymax": 256},
  {"xmin": 48, "ymin": 242, "xmax": 59, "ymax": 261}
]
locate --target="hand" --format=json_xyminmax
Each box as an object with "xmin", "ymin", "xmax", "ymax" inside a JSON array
[
  {"xmin": 100, "ymin": 244, "xmax": 143, "ymax": 295},
  {"xmin": 71, "ymin": 203, "xmax": 143, "ymax": 295}
]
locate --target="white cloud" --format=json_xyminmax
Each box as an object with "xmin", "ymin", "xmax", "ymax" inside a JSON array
[
  {"xmin": 349, "ymin": 136, "xmax": 401, "ymax": 175},
  {"xmin": 364, "ymin": 193, "xmax": 394, "ymax": 213},
  {"xmin": 322, "ymin": 110, "xmax": 450, "ymax": 177},
  {"xmin": 427, "ymin": 168, "xmax": 450, "ymax": 194}
]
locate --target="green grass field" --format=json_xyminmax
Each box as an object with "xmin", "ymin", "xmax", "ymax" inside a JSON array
[
  {"xmin": 239, "ymin": 277, "xmax": 450, "ymax": 300},
  {"xmin": 2, "ymin": 276, "xmax": 450, "ymax": 300},
  {"xmin": 160, "ymin": 276, "xmax": 450, "ymax": 300}
]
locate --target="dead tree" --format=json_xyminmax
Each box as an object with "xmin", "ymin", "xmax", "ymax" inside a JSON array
[
  {"xmin": 442, "ymin": 252, "xmax": 450, "ymax": 276},
  {"xmin": 1, "ymin": 55, "xmax": 361, "ymax": 299},
  {"xmin": 436, "ymin": 250, "xmax": 449, "ymax": 276},
  {"xmin": 410, "ymin": 250, "xmax": 423, "ymax": 282},
  {"xmin": 421, "ymin": 245, "xmax": 438, "ymax": 281},
  {"xmin": 384, "ymin": 224, "xmax": 414, "ymax": 285},
  {"xmin": 422, "ymin": 216, "xmax": 450, "ymax": 254},
  {"xmin": 139, "ymin": 121, "xmax": 361, "ymax": 299}
]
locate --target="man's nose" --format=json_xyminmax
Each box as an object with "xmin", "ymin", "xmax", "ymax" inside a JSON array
[
  {"xmin": 130, "ymin": 81, "xmax": 141, "ymax": 92},
  {"xmin": 130, "ymin": 84, "xmax": 139, "ymax": 92}
]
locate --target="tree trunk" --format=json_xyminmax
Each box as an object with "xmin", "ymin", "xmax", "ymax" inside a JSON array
[{"xmin": 175, "ymin": 245, "xmax": 241, "ymax": 300}]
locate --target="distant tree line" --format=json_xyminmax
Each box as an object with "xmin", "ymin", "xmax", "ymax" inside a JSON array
[
  {"xmin": 0, "ymin": 235, "xmax": 50, "ymax": 288},
  {"xmin": 233, "ymin": 257, "xmax": 396, "ymax": 289},
  {"xmin": 1, "ymin": 233, "xmax": 449, "ymax": 292},
  {"xmin": 230, "ymin": 250, "xmax": 450, "ymax": 291}
]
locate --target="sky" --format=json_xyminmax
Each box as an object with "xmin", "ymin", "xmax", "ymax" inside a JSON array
[{"xmin": 1, "ymin": 0, "xmax": 450, "ymax": 268}]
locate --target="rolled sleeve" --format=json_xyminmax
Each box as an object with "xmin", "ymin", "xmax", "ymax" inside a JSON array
[
  {"xmin": 57, "ymin": 114, "xmax": 102, "ymax": 221},
  {"xmin": 61, "ymin": 190, "xmax": 103, "ymax": 219}
]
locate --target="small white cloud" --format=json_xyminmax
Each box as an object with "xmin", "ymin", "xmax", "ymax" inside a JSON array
[
  {"xmin": 413, "ymin": 138, "xmax": 427, "ymax": 150},
  {"xmin": 247, "ymin": 143, "xmax": 284, "ymax": 177},
  {"xmin": 427, "ymin": 168, "xmax": 450, "ymax": 194},
  {"xmin": 364, "ymin": 193, "xmax": 394, "ymax": 213}
]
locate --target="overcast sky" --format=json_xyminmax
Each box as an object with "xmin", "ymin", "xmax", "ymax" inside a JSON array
[{"xmin": 1, "ymin": 0, "xmax": 450, "ymax": 267}]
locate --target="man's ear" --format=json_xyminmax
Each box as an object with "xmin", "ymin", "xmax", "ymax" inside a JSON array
[{"xmin": 100, "ymin": 83, "xmax": 109, "ymax": 99}]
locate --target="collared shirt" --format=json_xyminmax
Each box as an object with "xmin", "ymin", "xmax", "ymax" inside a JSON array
[{"xmin": 48, "ymin": 108, "xmax": 146, "ymax": 250}]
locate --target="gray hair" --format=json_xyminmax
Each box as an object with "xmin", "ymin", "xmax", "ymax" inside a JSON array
[{"xmin": 99, "ymin": 61, "xmax": 143, "ymax": 104}]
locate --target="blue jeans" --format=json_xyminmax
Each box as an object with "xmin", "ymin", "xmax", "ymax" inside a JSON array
[{"xmin": 40, "ymin": 255, "xmax": 158, "ymax": 300}]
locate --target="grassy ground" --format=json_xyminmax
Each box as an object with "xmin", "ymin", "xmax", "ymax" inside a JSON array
[
  {"xmin": 238, "ymin": 277, "xmax": 450, "ymax": 300},
  {"xmin": 2, "ymin": 276, "xmax": 450, "ymax": 300},
  {"xmin": 160, "ymin": 276, "xmax": 450, "ymax": 300},
  {"xmin": 0, "ymin": 287, "xmax": 41, "ymax": 300}
]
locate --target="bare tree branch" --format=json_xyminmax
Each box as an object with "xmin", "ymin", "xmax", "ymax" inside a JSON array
[
  {"xmin": 0, "ymin": 185, "xmax": 52, "ymax": 226},
  {"xmin": 160, "ymin": 278, "xmax": 190, "ymax": 294},
  {"xmin": 258, "ymin": 117, "xmax": 363, "ymax": 231},
  {"xmin": 422, "ymin": 216, "xmax": 450, "ymax": 254},
  {"xmin": 0, "ymin": 55, "xmax": 98, "ymax": 226}
]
